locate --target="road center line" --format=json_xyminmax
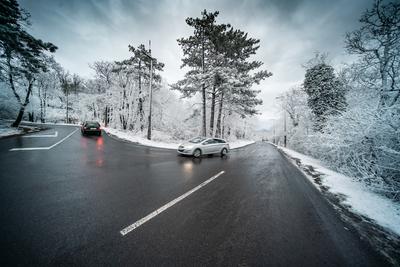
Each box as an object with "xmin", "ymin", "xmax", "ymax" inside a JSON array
[
  {"xmin": 120, "ymin": 170, "xmax": 225, "ymax": 236},
  {"xmin": 9, "ymin": 128, "xmax": 78, "ymax": 151},
  {"xmin": 23, "ymin": 131, "xmax": 58, "ymax": 138}
]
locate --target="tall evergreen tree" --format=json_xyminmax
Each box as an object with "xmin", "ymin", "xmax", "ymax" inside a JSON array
[
  {"xmin": 174, "ymin": 10, "xmax": 271, "ymax": 137},
  {"xmin": 303, "ymin": 62, "xmax": 346, "ymax": 130},
  {"xmin": 175, "ymin": 10, "xmax": 224, "ymax": 136},
  {"xmin": 212, "ymin": 27, "xmax": 272, "ymax": 137},
  {"xmin": 0, "ymin": 0, "xmax": 57, "ymax": 127}
]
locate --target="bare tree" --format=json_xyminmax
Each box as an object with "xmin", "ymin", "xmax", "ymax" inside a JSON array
[
  {"xmin": 281, "ymin": 87, "xmax": 308, "ymax": 127},
  {"xmin": 345, "ymin": 0, "xmax": 400, "ymax": 108},
  {"xmin": 36, "ymin": 59, "xmax": 59, "ymax": 123}
]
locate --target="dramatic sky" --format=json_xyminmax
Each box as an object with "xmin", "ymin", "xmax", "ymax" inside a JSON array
[{"xmin": 19, "ymin": 0, "xmax": 373, "ymax": 129}]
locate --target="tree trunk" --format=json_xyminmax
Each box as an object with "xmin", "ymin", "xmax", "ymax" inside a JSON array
[
  {"xmin": 12, "ymin": 108, "xmax": 25, "ymax": 127},
  {"xmin": 379, "ymin": 44, "xmax": 390, "ymax": 108},
  {"xmin": 12, "ymin": 79, "xmax": 34, "ymax": 127},
  {"xmin": 138, "ymin": 60, "xmax": 144, "ymax": 131},
  {"xmin": 209, "ymin": 86, "xmax": 216, "ymax": 136},
  {"xmin": 93, "ymin": 103, "xmax": 96, "ymax": 118},
  {"xmin": 104, "ymin": 106, "xmax": 109, "ymax": 127},
  {"xmin": 28, "ymin": 112, "xmax": 34, "ymax": 122},
  {"xmin": 40, "ymin": 98, "xmax": 44, "ymax": 123},
  {"xmin": 202, "ymin": 85, "xmax": 207, "ymax": 136},
  {"xmin": 120, "ymin": 89, "xmax": 127, "ymax": 129},
  {"xmin": 120, "ymin": 114, "xmax": 127, "ymax": 130},
  {"xmin": 201, "ymin": 29, "xmax": 207, "ymax": 136},
  {"xmin": 66, "ymin": 90, "xmax": 69, "ymax": 123},
  {"xmin": 216, "ymin": 91, "xmax": 224, "ymax": 137},
  {"xmin": 147, "ymin": 54, "xmax": 153, "ymax": 140},
  {"xmin": 43, "ymin": 91, "xmax": 47, "ymax": 123},
  {"xmin": 38, "ymin": 85, "xmax": 44, "ymax": 123},
  {"xmin": 138, "ymin": 98, "xmax": 144, "ymax": 131},
  {"xmin": 222, "ymin": 118, "xmax": 225, "ymax": 138}
]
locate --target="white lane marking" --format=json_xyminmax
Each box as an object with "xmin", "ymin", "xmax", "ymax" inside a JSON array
[
  {"xmin": 47, "ymin": 129, "xmax": 78, "ymax": 149},
  {"xmin": 9, "ymin": 147, "xmax": 50, "ymax": 151},
  {"xmin": 9, "ymin": 128, "xmax": 78, "ymax": 151},
  {"xmin": 23, "ymin": 131, "xmax": 58, "ymax": 138},
  {"xmin": 120, "ymin": 170, "xmax": 225, "ymax": 236}
]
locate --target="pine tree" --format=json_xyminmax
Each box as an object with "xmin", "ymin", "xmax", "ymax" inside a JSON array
[
  {"xmin": 211, "ymin": 27, "xmax": 272, "ymax": 137},
  {"xmin": 303, "ymin": 62, "xmax": 346, "ymax": 130},
  {"xmin": 175, "ymin": 10, "xmax": 224, "ymax": 136},
  {"xmin": 174, "ymin": 10, "xmax": 271, "ymax": 137}
]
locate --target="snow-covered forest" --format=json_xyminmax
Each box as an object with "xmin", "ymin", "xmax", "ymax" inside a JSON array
[
  {"xmin": 0, "ymin": 6, "xmax": 268, "ymax": 142},
  {"xmin": 274, "ymin": 1, "xmax": 400, "ymax": 199},
  {"xmin": 0, "ymin": 0, "xmax": 399, "ymax": 200}
]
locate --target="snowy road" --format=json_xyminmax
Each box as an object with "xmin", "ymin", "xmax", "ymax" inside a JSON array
[{"xmin": 0, "ymin": 125, "xmax": 389, "ymax": 266}]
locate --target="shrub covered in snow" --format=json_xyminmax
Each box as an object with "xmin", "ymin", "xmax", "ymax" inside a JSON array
[
  {"xmin": 276, "ymin": 1, "xmax": 400, "ymax": 200},
  {"xmin": 280, "ymin": 63, "xmax": 399, "ymax": 199}
]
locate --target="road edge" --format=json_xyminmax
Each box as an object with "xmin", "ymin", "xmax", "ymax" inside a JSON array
[{"xmin": 274, "ymin": 144, "xmax": 400, "ymax": 266}]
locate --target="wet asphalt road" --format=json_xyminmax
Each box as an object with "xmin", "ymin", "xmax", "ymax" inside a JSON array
[{"xmin": 0, "ymin": 125, "xmax": 388, "ymax": 266}]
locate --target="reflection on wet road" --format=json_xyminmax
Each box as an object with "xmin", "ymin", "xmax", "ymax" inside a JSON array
[{"xmin": 0, "ymin": 125, "xmax": 389, "ymax": 266}]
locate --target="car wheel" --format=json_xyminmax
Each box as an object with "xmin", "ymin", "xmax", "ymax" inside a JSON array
[
  {"xmin": 193, "ymin": 149, "xmax": 202, "ymax": 158},
  {"xmin": 221, "ymin": 148, "xmax": 228, "ymax": 157}
]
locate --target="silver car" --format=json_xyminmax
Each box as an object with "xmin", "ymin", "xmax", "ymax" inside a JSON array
[{"xmin": 177, "ymin": 137, "xmax": 230, "ymax": 157}]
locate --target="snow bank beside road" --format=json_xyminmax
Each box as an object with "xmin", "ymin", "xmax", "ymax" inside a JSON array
[
  {"xmin": 28, "ymin": 122, "xmax": 79, "ymax": 127},
  {"xmin": 0, "ymin": 120, "xmax": 39, "ymax": 138},
  {"xmin": 0, "ymin": 124, "xmax": 22, "ymax": 138},
  {"xmin": 105, "ymin": 128, "xmax": 180, "ymax": 149},
  {"xmin": 229, "ymin": 140, "xmax": 255, "ymax": 149},
  {"xmin": 104, "ymin": 127, "xmax": 254, "ymax": 150},
  {"xmin": 279, "ymin": 146, "xmax": 400, "ymax": 236}
]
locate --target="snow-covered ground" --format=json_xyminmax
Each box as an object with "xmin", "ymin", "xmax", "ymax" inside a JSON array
[
  {"xmin": 104, "ymin": 127, "xmax": 254, "ymax": 150},
  {"xmin": 105, "ymin": 127, "xmax": 180, "ymax": 149},
  {"xmin": 229, "ymin": 139, "xmax": 255, "ymax": 149},
  {"xmin": 0, "ymin": 123, "xmax": 22, "ymax": 138},
  {"xmin": 279, "ymin": 146, "xmax": 400, "ymax": 236},
  {"xmin": 0, "ymin": 120, "xmax": 39, "ymax": 138},
  {"xmin": 20, "ymin": 121, "xmax": 80, "ymax": 127}
]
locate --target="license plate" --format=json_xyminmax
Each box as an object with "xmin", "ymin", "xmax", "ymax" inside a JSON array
[{"xmin": 90, "ymin": 128, "xmax": 97, "ymax": 130}]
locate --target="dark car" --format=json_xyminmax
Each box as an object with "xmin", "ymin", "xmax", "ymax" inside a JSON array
[{"xmin": 81, "ymin": 121, "xmax": 101, "ymax": 136}]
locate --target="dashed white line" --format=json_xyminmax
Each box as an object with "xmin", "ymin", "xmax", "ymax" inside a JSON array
[
  {"xmin": 23, "ymin": 131, "xmax": 58, "ymax": 138},
  {"xmin": 9, "ymin": 128, "xmax": 78, "ymax": 151},
  {"xmin": 120, "ymin": 170, "xmax": 225, "ymax": 236}
]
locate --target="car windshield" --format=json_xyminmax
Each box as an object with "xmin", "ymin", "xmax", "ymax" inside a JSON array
[{"xmin": 188, "ymin": 137, "xmax": 206, "ymax": 144}]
